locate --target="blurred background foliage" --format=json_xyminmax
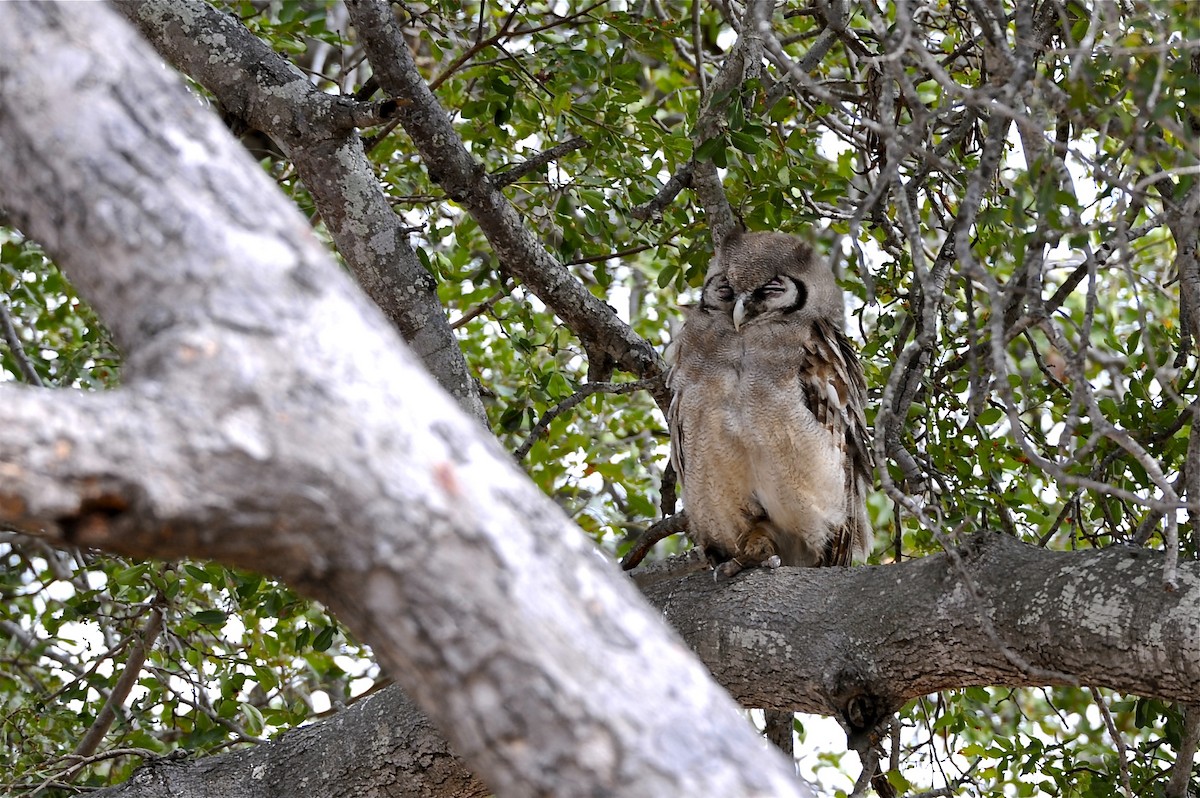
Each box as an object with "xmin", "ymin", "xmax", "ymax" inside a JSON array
[{"xmin": 2, "ymin": 0, "xmax": 1197, "ymax": 795}]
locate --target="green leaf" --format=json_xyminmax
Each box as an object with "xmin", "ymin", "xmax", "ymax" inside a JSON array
[
  {"xmin": 977, "ymin": 407, "xmax": 1003, "ymax": 425},
  {"xmin": 192, "ymin": 610, "xmax": 227, "ymax": 627},
  {"xmin": 694, "ymin": 135, "xmax": 727, "ymax": 163},
  {"xmin": 312, "ymin": 625, "xmax": 336, "ymax": 652}
]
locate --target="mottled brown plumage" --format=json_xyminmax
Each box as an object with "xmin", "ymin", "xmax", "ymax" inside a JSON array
[{"xmin": 666, "ymin": 229, "xmax": 872, "ymax": 578}]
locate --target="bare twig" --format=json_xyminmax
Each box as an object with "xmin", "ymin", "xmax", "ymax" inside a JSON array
[
  {"xmin": 691, "ymin": 0, "xmax": 707, "ymax": 105},
  {"xmin": 73, "ymin": 604, "xmax": 164, "ymax": 761},
  {"xmin": 0, "ymin": 299, "xmax": 42, "ymax": 385},
  {"xmin": 620, "ymin": 511, "xmax": 689, "ymax": 571},
  {"xmin": 450, "ymin": 286, "xmax": 510, "ymax": 330},
  {"xmin": 31, "ymin": 748, "xmax": 161, "ymax": 795},
  {"xmin": 492, "ymin": 135, "xmax": 588, "ymax": 187},
  {"xmin": 514, "ymin": 378, "xmax": 657, "ymax": 459},
  {"xmin": 1089, "ymin": 687, "xmax": 1133, "ymax": 798},
  {"xmin": 1166, "ymin": 704, "xmax": 1200, "ymax": 798},
  {"xmin": 428, "ymin": 1, "xmax": 606, "ymax": 91},
  {"xmin": 630, "ymin": 161, "xmax": 694, "ymax": 221}
]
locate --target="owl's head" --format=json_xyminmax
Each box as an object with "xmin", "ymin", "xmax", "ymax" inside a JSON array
[{"xmin": 700, "ymin": 229, "xmax": 843, "ymax": 330}]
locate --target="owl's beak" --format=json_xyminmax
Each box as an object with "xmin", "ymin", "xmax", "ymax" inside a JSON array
[{"xmin": 732, "ymin": 295, "xmax": 747, "ymax": 331}]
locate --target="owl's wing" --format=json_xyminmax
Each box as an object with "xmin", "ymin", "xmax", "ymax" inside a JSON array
[
  {"xmin": 664, "ymin": 326, "xmax": 688, "ymax": 487},
  {"xmin": 800, "ymin": 318, "xmax": 873, "ymax": 566}
]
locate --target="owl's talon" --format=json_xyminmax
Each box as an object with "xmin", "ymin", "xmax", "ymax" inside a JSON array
[{"xmin": 714, "ymin": 559, "xmax": 745, "ymax": 581}]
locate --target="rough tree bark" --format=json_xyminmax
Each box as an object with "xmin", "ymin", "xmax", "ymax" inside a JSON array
[
  {"xmin": 91, "ymin": 534, "xmax": 1200, "ymax": 798},
  {"xmin": 112, "ymin": 0, "xmax": 485, "ymax": 422},
  {"xmin": 97, "ymin": 687, "xmax": 485, "ymax": 798},
  {"xmin": 340, "ymin": 0, "xmax": 663, "ymax": 385},
  {"xmin": 0, "ymin": 6, "xmax": 807, "ymax": 798}
]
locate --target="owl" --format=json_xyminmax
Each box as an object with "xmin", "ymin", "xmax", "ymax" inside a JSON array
[{"xmin": 666, "ymin": 229, "xmax": 872, "ymax": 579}]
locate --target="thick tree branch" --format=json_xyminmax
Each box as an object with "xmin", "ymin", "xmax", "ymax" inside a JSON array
[
  {"xmin": 640, "ymin": 534, "xmax": 1199, "ymax": 718},
  {"xmin": 0, "ymin": 7, "xmax": 807, "ymax": 797},
  {"xmin": 91, "ymin": 533, "xmax": 1200, "ymax": 798},
  {"xmin": 114, "ymin": 0, "xmax": 486, "ymax": 421},
  {"xmin": 341, "ymin": 0, "xmax": 664, "ymax": 383},
  {"xmin": 91, "ymin": 687, "xmax": 487, "ymax": 798}
]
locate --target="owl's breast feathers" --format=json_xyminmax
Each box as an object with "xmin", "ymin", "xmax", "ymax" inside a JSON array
[{"xmin": 667, "ymin": 311, "xmax": 873, "ymax": 567}]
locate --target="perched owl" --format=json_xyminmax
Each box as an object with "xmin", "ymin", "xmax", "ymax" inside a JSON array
[{"xmin": 666, "ymin": 229, "xmax": 872, "ymax": 579}]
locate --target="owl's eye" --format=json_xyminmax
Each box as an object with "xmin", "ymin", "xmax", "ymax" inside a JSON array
[
  {"xmin": 762, "ymin": 277, "xmax": 787, "ymax": 294},
  {"xmin": 715, "ymin": 285, "xmax": 734, "ymax": 302}
]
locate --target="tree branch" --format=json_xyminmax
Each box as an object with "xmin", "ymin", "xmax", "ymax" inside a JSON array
[
  {"xmin": 0, "ymin": 7, "xmax": 808, "ymax": 797},
  {"xmin": 639, "ymin": 534, "xmax": 1199, "ymax": 719},
  {"xmin": 114, "ymin": 0, "xmax": 486, "ymax": 421},
  {"xmin": 514, "ymin": 378, "xmax": 657, "ymax": 460},
  {"xmin": 0, "ymin": 298, "xmax": 42, "ymax": 385},
  {"xmin": 91, "ymin": 533, "xmax": 1200, "ymax": 798},
  {"xmin": 341, "ymin": 0, "xmax": 663, "ymax": 382},
  {"xmin": 491, "ymin": 135, "xmax": 588, "ymax": 188},
  {"xmin": 1167, "ymin": 703, "xmax": 1200, "ymax": 798},
  {"xmin": 92, "ymin": 687, "xmax": 488, "ymax": 798},
  {"xmin": 73, "ymin": 606, "xmax": 165, "ymax": 761}
]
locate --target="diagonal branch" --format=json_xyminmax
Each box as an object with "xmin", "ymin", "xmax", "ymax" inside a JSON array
[
  {"xmin": 0, "ymin": 7, "xmax": 810, "ymax": 797},
  {"xmin": 342, "ymin": 0, "xmax": 663, "ymax": 383},
  {"xmin": 115, "ymin": 0, "xmax": 486, "ymax": 421},
  {"xmin": 491, "ymin": 135, "xmax": 588, "ymax": 188},
  {"xmin": 0, "ymin": 297, "xmax": 42, "ymax": 385},
  {"xmin": 514, "ymin": 378, "xmax": 658, "ymax": 460},
  {"xmin": 73, "ymin": 605, "xmax": 165, "ymax": 761}
]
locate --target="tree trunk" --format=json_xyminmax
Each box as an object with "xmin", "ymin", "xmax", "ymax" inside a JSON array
[{"xmin": 0, "ymin": 6, "xmax": 809, "ymax": 798}]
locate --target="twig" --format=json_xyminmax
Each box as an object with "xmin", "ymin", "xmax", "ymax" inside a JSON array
[
  {"xmin": 692, "ymin": 0, "xmax": 707, "ymax": 105},
  {"xmin": 492, "ymin": 135, "xmax": 587, "ymax": 187},
  {"xmin": 1089, "ymin": 687, "xmax": 1133, "ymax": 798},
  {"xmin": 514, "ymin": 378, "xmax": 656, "ymax": 459},
  {"xmin": 73, "ymin": 605, "xmax": 164, "ymax": 760},
  {"xmin": 1166, "ymin": 704, "xmax": 1200, "ymax": 798},
  {"xmin": 31, "ymin": 748, "xmax": 161, "ymax": 796},
  {"xmin": 630, "ymin": 161, "xmax": 694, "ymax": 220},
  {"xmin": 620, "ymin": 511, "xmax": 689, "ymax": 571},
  {"xmin": 450, "ymin": 284, "xmax": 511, "ymax": 330},
  {"xmin": 0, "ymin": 299, "xmax": 42, "ymax": 385},
  {"xmin": 566, "ymin": 239, "xmax": 669, "ymax": 267},
  {"xmin": 428, "ymin": 1, "xmax": 606, "ymax": 91}
]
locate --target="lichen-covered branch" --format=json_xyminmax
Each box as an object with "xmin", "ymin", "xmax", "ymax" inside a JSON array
[
  {"xmin": 114, "ymin": 0, "xmax": 485, "ymax": 421},
  {"xmin": 90, "ymin": 533, "xmax": 1200, "ymax": 798},
  {"xmin": 640, "ymin": 533, "xmax": 1199, "ymax": 717}
]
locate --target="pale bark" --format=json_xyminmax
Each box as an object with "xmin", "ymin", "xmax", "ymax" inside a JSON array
[
  {"xmin": 95, "ymin": 688, "xmax": 486, "ymax": 798},
  {"xmin": 3, "ymin": 5, "xmax": 1199, "ymax": 798},
  {"xmin": 113, "ymin": 0, "xmax": 485, "ymax": 421},
  {"xmin": 0, "ymin": 6, "xmax": 806, "ymax": 798}
]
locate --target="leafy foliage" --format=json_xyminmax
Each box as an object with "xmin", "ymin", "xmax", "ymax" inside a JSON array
[{"xmin": 2, "ymin": 0, "xmax": 1198, "ymax": 795}]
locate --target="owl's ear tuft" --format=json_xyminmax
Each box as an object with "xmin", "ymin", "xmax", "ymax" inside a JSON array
[
  {"xmin": 792, "ymin": 239, "xmax": 814, "ymax": 265},
  {"xmin": 715, "ymin": 224, "xmax": 747, "ymax": 253}
]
